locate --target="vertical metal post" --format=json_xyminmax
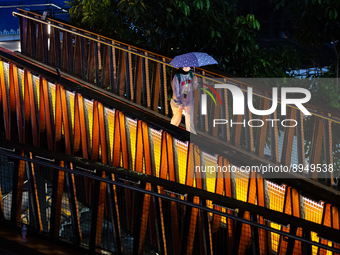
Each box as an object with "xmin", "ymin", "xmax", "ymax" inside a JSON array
[
  {"xmin": 324, "ymin": 113, "xmax": 333, "ymax": 185},
  {"xmin": 107, "ymin": 175, "xmax": 123, "ymax": 255},
  {"xmin": 180, "ymin": 195, "xmax": 194, "ymax": 255},
  {"xmin": 109, "ymin": 41, "xmax": 117, "ymax": 94},
  {"xmin": 31, "ymin": 20, "xmax": 36, "ymax": 59},
  {"xmin": 159, "ymin": 61, "xmax": 165, "ymax": 115},
  {"xmin": 270, "ymin": 100, "xmax": 279, "ymax": 163},
  {"xmin": 296, "ymin": 110, "xmax": 306, "ymax": 174},
  {"xmin": 125, "ymin": 51, "xmax": 131, "ymax": 100},
  {"xmin": 94, "ymin": 38, "xmax": 100, "ymax": 86},
  {"xmin": 42, "ymin": 23, "xmax": 48, "ymax": 64},
  {"xmin": 26, "ymin": 154, "xmax": 43, "ymax": 232},
  {"xmin": 65, "ymin": 166, "xmax": 82, "ymax": 245},
  {"xmin": 244, "ymin": 90, "xmax": 254, "ymax": 152},
  {"xmin": 19, "ymin": 16, "xmax": 26, "ymax": 55},
  {"xmin": 54, "ymin": 28, "xmax": 61, "ymax": 68},
  {"xmin": 281, "ymin": 108, "xmax": 296, "ymax": 166},
  {"xmin": 144, "ymin": 52, "xmax": 151, "ymax": 108},
  {"xmin": 80, "ymin": 37, "xmax": 87, "ymax": 80}
]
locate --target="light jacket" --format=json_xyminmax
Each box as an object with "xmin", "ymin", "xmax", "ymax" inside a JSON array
[{"xmin": 170, "ymin": 71, "xmax": 198, "ymax": 114}]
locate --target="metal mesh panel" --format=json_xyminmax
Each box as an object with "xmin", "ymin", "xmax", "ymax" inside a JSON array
[
  {"xmin": 331, "ymin": 121, "xmax": 340, "ymax": 186},
  {"xmin": 267, "ymin": 181, "xmax": 286, "ymax": 253},
  {"xmin": 303, "ymin": 197, "xmax": 323, "ymax": 255},
  {"xmin": 32, "ymin": 74, "xmax": 40, "ymax": 107},
  {"xmin": 127, "ymin": 118, "xmax": 137, "ymax": 171},
  {"xmin": 20, "ymin": 162, "xmax": 30, "ymax": 227},
  {"xmin": 234, "ymin": 168, "xmax": 249, "ymax": 202},
  {"xmin": 0, "ymin": 148, "xmax": 339, "ymax": 254},
  {"xmin": 59, "ymin": 181, "xmax": 74, "ymax": 243},
  {"xmin": 17, "ymin": 68, "xmax": 25, "ymax": 102},
  {"xmin": 49, "ymin": 82, "xmax": 57, "ymax": 123},
  {"xmin": 290, "ymin": 120, "xmax": 300, "ymax": 168},
  {"xmin": 201, "ymin": 152, "xmax": 217, "ymax": 190},
  {"xmin": 277, "ymin": 106, "xmax": 285, "ymax": 163},
  {"xmin": 149, "ymin": 128, "xmax": 162, "ymax": 178},
  {"xmin": 35, "ymin": 169, "xmax": 50, "ymax": 232},
  {"xmin": 0, "ymin": 154, "xmax": 14, "ymax": 221},
  {"xmin": 45, "ymin": 179, "xmax": 52, "ymax": 233},
  {"xmin": 66, "ymin": 91, "xmax": 75, "ymax": 131},
  {"xmin": 76, "ymin": 175, "xmax": 92, "ymax": 247},
  {"xmin": 175, "ymin": 139, "xmax": 188, "ymax": 185},
  {"xmin": 106, "ymin": 108, "xmax": 115, "ymax": 163},
  {"xmin": 114, "ymin": 184, "xmax": 134, "ymax": 254},
  {"xmin": 304, "ymin": 114, "xmax": 316, "ymax": 171},
  {"xmin": 101, "ymin": 200, "xmax": 115, "ymax": 253},
  {"xmin": 238, "ymin": 213, "xmax": 252, "ymax": 254}
]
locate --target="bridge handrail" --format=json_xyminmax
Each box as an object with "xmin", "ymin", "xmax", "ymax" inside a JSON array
[
  {"xmin": 12, "ymin": 8, "xmax": 340, "ymax": 188},
  {"xmin": 1, "ymin": 140, "xmax": 340, "ymax": 252},
  {"xmin": 12, "ymin": 9, "xmax": 340, "ymax": 124}
]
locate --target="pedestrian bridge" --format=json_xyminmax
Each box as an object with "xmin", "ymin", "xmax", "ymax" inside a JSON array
[{"xmin": 0, "ymin": 8, "xmax": 340, "ymax": 255}]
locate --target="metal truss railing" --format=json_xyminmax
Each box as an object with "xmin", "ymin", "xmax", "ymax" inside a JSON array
[
  {"xmin": 0, "ymin": 3, "xmax": 67, "ymax": 12},
  {"xmin": 12, "ymin": 9, "xmax": 340, "ymax": 189},
  {"xmin": 0, "ymin": 142, "xmax": 340, "ymax": 254},
  {"xmin": 1, "ymin": 49, "xmax": 340, "ymax": 254}
]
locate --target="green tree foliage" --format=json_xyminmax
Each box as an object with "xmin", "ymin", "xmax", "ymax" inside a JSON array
[
  {"xmin": 254, "ymin": 45, "xmax": 301, "ymax": 77},
  {"xmin": 274, "ymin": 0, "xmax": 340, "ymax": 78},
  {"xmin": 67, "ymin": 0, "xmax": 271, "ymax": 76},
  {"xmin": 67, "ymin": 0, "xmax": 305, "ymax": 77}
]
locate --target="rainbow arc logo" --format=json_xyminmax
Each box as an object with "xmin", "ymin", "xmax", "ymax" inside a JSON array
[{"xmin": 200, "ymin": 83, "xmax": 222, "ymax": 115}]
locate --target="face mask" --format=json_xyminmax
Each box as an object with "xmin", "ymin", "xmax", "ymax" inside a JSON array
[{"xmin": 182, "ymin": 67, "xmax": 190, "ymax": 72}]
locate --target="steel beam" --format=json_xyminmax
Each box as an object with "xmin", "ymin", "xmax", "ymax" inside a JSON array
[
  {"xmin": 281, "ymin": 108, "xmax": 296, "ymax": 166},
  {"xmin": 1, "ymin": 144, "xmax": 340, "ymax": 253}
]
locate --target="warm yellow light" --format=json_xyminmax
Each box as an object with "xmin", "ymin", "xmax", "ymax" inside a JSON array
[
  {"xmin": 67, "ymin": 91, "xmax": 75, "ymax": 132},
  {"xmin": 235, "ymin": 169, "xmax": 249, "ymax": 202},
  {"xmin": 150, "ymin": 129, "xmax": 162, "ymax": 177},
  {"xmin": 49, "ymin": 83, "xmax": 56, "ymax": 122},
  {"xmin": 85, "ymin": 99, "xmax": 93, "ymax": 148},
  {"xmin": 176, "ymin": 139, "xmax": 188, "ymax": 184},
  {"xmin": 127, "ymin": 118, "xmax": 137, "ymax": 171},
  {"xmin": 18, "ymin": 68, "xmax": 25, "ymax": 101},
  {"xmin": 267, "ymin": 181, "xmax": 285, "ymax": 252},
  {"xmin": 33, "ymin": 75, "xmax": 40, "ymax": 107},
  {"xmin": 106, "ymin": 108, "xmax": 115, "ymax": 163},
  {"xmin": 303, "ymin": 197, "xmax": 323, "ymax": 254}
]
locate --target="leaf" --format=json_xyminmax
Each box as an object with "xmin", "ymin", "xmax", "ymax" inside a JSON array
[
  {"xmin": 186, "ymin": 5, "xmax": 190, "ymax": 16},
  {"xmin": 250, "ymin": 14, "xmax": 254, "ymax": 22},
  {"xmin": 211, "ymin": 30, "xmax": 215, "ymax": 38},
  {"xmin": 256, "ymin": 20, "xmax": 260, "ymax": 30},
  {"xmin": 275, "ymin": 3, "xmax": 281, "ymax": 10},
  {"xmin": 167, "ymin": 8, "xmax": 172, "ymax": 12},
  {"xmin": 235, "ymin": 43, "xmax": 239, "ymax": 52},
  {"xmin": 206, "ymin": 0, "xmax": 210, "ymax": 10}
]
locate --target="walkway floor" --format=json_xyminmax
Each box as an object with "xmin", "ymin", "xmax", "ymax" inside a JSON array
[
  {"xmin": 0, "ymin": 40, "xmax": 20, "ymax": 52},
  {"xmin": 0, "ymin": 224, "xmax": 94, "ymax": 255}
]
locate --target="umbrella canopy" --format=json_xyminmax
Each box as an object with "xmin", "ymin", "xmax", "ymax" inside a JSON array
[{"xmin": 169, "ymin": 52, "xmax": 218, "ymax": 68}]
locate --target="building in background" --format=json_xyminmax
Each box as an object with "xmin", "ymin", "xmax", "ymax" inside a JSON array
[{"xmin": 0, "ymin": 0, "xmax": 68, "ymax": 41}]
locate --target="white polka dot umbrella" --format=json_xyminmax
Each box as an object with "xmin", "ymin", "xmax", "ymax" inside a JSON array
[{"xmin": 169, "ymin": 52, "xmax": 218, "ymax": 68}]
